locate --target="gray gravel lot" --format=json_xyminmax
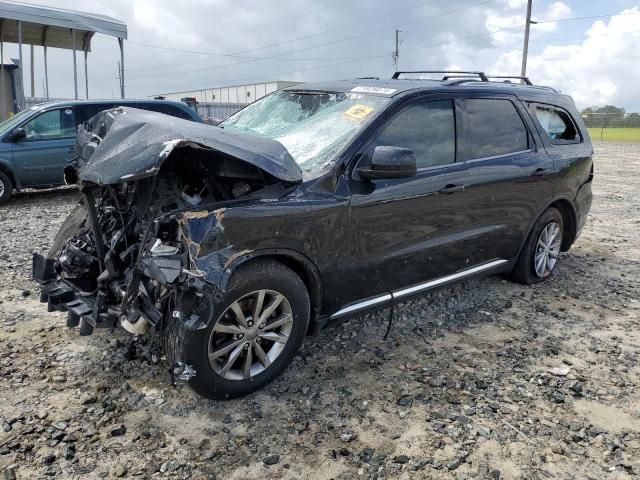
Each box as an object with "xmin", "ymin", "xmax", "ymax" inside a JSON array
[{"xmin": 0, "ymin": 142, "xmax": 639, "ymax": 479}]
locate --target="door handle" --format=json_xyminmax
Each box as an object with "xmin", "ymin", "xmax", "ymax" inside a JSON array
[
  {"xmin": 531, "ymin": 168, "xmax": 552, "ymax": 177},
  {"xmin": 66, "ymin": 147, "xmax": 76, "ymax": 153},
  {"xmin": 438, "ymin": 184, "xmax": 465, "ymax": 194}
]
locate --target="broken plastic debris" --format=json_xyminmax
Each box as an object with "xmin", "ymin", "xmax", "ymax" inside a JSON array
[
  {"xmin": 181, "ymin": 192, "xmax": 203, "ymax": 206},
  {"xmin": 150, "ymin": 239, "xmax": 180, "ymax": 257},
  {"xmin": 160, "ymin": 139, "xmax": 183, "ymax": 159}
]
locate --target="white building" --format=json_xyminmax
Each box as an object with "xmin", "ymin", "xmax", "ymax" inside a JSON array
[{"xmin": 152, "ymin": 80, "xmax": 301, "ymax": 105}]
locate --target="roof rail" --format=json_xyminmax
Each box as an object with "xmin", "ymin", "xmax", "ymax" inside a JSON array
[
  {"xmin": 393, "ymin": 70, "xmax": 488, "ymax": 82},
  {"xmin": 486, "ymin": 75, "xmax": 532, "ymax": 85}
]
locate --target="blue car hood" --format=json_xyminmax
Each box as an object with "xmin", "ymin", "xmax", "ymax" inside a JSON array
[{"xmin": 74, "ymin": 107, "xmax": 302, "ymax": 185}]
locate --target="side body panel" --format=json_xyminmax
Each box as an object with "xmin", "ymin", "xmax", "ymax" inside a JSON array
[
  {"xmin": 458, "ymin": 95, "xmax": 555, "ymax": 263},
  {"xmin": 348, "ymin": 163, "xmax": 470, "ymax": 300},
  {"xmin": 190, "ymin": 183, "xmax": 352, "ymax": 314},
  {"xmin": 524, "ymin": 97, "xmax": 594, "ymax": 241}
]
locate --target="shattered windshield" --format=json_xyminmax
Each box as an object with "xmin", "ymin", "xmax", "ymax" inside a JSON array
[{"xmin": 221, "ymin": 91, "xmax": 390, "ymax": 173}]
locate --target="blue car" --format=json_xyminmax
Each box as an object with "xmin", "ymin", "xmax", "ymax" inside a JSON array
[{"xmin": 0, "ymin": 99, "xmax": 202, "ymax": 204}]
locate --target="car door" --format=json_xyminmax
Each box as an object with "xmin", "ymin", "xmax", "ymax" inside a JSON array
[
  {"xmin": 348, "ymin": 97, "xmax": 473, "ymax": 301},
  {"xmin": 12, "ymin": 107, "xmax": 78, "ymax": 187},
  {"xmin": 457, "ymin": 96, "xmax": 554, "ymax": 264}
]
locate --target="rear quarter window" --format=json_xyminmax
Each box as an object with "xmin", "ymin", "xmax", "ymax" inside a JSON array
[
  {"xmin": 531, "ymin": 104, "xmax": 580, "ymax": 144},
  {"xmin": 461, "ymin": 98, "xmax": 530, "ymax": 160}
]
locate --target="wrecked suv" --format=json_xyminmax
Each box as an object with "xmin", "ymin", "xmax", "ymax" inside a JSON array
[{"xmin": 34, "ymin": 72, "xmax": 593, "ymax": 399}]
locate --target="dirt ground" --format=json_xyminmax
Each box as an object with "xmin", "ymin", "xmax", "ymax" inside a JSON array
[{"xmin": 0, "ymin": 142, "xmax": 639, "ymax": 480}]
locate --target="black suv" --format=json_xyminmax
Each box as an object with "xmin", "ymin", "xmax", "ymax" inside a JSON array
[{"xmin": 34, "ymin": 71, "xmax": 593, "ymax": 399}]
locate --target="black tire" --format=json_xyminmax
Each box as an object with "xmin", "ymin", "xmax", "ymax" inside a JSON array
[
  {"xmin": 511, "ymin": 207, "xmax": 564, "ymax": 285},
  {"xmin": 0, "ymin": 170, "xmax": 13, "ymax": 205},
  {"xmin": 184, "ymin": 259, "xmax": 310, "ymax": 399}
]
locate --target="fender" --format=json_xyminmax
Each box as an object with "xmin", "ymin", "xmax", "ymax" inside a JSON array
[
  {"xmin": 0, "ymin": 159, "xmax": 21, "ymax": 190},
  {"xmin": 219, "ymin": 247, "xmax": 324, "ymax": 322},
  {"xmin": 515, "ymin": 194, "xmax": 578, "ymax": 260}
]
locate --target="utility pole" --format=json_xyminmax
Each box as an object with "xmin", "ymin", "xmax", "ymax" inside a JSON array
[
  {"xmin": 30, "ymin": 44, "xmax": 35, "ymax": 97},
  {"xmin": 393, "ymin": 29, "xmax": 401, "ymax": 71},
  {"xmin": 520, "ymin": 0, "xmax": 533, "ymax": 78},
  {"xmin": 116, "ymin": 61, "xmax": 121, "ymax": 95}
]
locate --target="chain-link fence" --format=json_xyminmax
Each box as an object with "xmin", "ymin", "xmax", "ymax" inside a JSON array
[{"xmin": 582, "ymin": 112, "xmax": 640, "ymax": 142}]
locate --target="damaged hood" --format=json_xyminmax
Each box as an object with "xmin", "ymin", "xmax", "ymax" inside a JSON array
[{"xmin": 75, "ymin": 107, "xmax": 302, "ymax": 185}]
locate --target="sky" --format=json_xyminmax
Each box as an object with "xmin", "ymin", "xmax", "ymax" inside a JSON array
[{"xmin": 4, "ymin": 0, "xmax": 640, "ymax": 110}]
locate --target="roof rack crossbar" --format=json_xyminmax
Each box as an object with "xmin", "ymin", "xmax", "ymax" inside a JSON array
[
  {"xmin": 393, "ymin": 70, "xmax": 488, "ymax": 82},
  {"xmin": 486, "ymin": 75, "xmax": 532, "ymax": 85}
]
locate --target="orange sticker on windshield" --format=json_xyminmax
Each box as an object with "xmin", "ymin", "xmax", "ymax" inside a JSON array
[{"xmin": 343, "ymin": 104, "xmax": 374, "ymax": 121}]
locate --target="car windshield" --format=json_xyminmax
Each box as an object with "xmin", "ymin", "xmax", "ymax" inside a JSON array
[
  {"xmin": 221, "ymin": 91, "xmax": 390, "ymax": 173},
  {"xmin": 0, "ymin": 106, "xmax": 39, "ymax": 132}
]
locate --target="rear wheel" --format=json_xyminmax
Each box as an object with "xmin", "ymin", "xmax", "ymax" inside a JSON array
[
  {"xmin": 184, "ymin": 259, "xmax": 310, "ymax": 399},
  {"xmin": 0, "ymin": 171, "xmax": 13, "ymax": 205},
  {"xmin": 511, "ymin": 207, "xmax": 563, "ymax": 284}
]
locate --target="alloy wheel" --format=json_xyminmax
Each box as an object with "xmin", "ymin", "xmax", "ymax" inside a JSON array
[
  {"xmin": 208, "ymin": 289, "xmax": 293, "ymax": 380},
  {"xmin": 534, "ymin": 221, "xmax": 562, "ymax": 277},
  {"xmin": 0, "ymin": 178, "xmax": 4, "ymax": 197}
]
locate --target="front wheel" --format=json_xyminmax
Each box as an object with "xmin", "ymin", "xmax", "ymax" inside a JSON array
[
  {"xmin": 0, "ymin": 171, "xmax": 13, "ymax": 205},
  {"xmin": 511, "ymin": 207, "xmax": 564, "ymax": 285},
  {"xmin": 183, "ymin": 259, "xmax": 310, "ymax": 399}
]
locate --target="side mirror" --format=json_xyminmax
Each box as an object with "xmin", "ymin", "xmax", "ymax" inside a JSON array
[
  {"xmin": 356, "ymin": 146, "xmax": 417, "ymax": 180},
  {"xmin": 9, "ymin": 127, "xmax": 26, "ymax": 141}
]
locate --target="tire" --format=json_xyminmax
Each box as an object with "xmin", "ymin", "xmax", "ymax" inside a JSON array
[
  {"xmin": 0, "ymin": 170, "xmax": 13, "ymax": 205},
  {"xmin": 184, "ymin": 259, "xmax": 310, "ymax": 399},
  {"xmin": 511, "ymin": 207, "xmax": 564, "ymax": 285}
]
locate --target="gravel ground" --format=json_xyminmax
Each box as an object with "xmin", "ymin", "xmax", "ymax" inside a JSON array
[{"xmin": 0, "ymin": 142, "xmax": 639, "ymax": 480}]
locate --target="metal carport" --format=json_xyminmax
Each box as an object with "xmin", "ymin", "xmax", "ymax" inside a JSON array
[{"xmin": 0, "ymin": 0, "xmax": 127, "ymax": 111}]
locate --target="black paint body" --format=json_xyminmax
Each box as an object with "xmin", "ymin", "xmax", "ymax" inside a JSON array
[
  {"xmin": 35, "ymin": 79, "xmax": 594, "ymax": 331},
  {"xmin": 203, "ymin": 80, "xmax": 593, "ymax": 321}
]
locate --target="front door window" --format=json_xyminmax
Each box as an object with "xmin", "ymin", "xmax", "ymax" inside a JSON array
[{"xmin": 23, "ymin": 108, "xmax": 76, "ymax": 141}]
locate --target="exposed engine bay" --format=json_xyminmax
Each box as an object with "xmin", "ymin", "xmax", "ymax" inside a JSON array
[{"xmin": 33, "ymin": 107, "xmax": 301, "ymax": 383}]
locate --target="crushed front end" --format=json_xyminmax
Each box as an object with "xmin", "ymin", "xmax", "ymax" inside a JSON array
[{"xmin": 33, "ymin": 107, "xmax": 301, "ymax": 383}]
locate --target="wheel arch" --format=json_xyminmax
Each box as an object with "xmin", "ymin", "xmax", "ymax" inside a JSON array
[
  {"xmin": 0, "ymin": 161, "xmax": 19, "ymax": 190},
  {"xmin": 222, "ymin": 248, "xmax": 323, "ymax": 330},
  {"xmin": 549, "ymin": 197, "xmax": 577, "ymax": 251},
  {"xmin": 516, "ymin": 195, "xmax": 578, "ymax": 259}
]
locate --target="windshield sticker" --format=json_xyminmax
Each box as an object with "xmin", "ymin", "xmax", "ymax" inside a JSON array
[
  {"xmin": 343, "ymin": 104, "xmax": 375, "ymax": 121},
  {"xmin": 351, "ymin": 86, "xmax": 397, "ymax": 95}
]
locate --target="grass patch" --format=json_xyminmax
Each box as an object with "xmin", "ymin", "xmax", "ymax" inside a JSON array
[{"xmin": 587, "ymin": 127, "xmax": 640, "ymax": 142}]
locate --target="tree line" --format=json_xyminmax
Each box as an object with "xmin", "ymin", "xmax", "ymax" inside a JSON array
[{"xmin": 581, "ymin": 105, "xmax": 640, "ymax": 128}]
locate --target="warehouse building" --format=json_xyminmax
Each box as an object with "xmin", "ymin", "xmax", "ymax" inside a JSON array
[{"xmin": 152, "ymin": 80, "xmax": 301, "ymax": 121}]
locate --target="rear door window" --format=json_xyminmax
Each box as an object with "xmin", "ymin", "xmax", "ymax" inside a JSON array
[
  {"xmin": 370, "ymin": 99, "xmax": 456, "ymax": 169},
  {"xmin": 461, "ymin": 98, "xmax": 529, "ymax": 160}
]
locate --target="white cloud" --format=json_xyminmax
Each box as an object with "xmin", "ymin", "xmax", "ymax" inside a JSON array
[
  {"xmin": 489, "ymin": 8, "xmax": 640, "ymax": 109},
  {"xmin": 2, "ymin": 0, "xmax": 639, "ymax": 110},
  {"xmin": 485, "ymin": 1, "xmax": 572, "ymax": 46}
]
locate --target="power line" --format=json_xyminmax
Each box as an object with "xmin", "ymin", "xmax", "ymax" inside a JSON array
[
  {"xmin": 153, "ymin": 23, "xmax": 528, "ymax": 92},
  {"xmin": 128, "ymin": 5, "xmax": 640, "ymax": 81},
  {"xmin": 128, "ymin": 0, "xmax": 496, "ymax": 80},
  {"xmin": 121, "ymin": 0, "xmax": 449, "ymax": 73},
  {"xmin": 534, "ymin": 10, "xmax": 640, "ymax": 24},
  {"xmin": 95, "ymin": 24, "xmax": 640, "ymax": 93},
  {"xmin": 157, "ymin": 20, "xmax": 640, "ymax": 94}
]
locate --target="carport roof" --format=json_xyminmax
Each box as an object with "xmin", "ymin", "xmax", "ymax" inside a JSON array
[{"xmin": 0, "ymin": 0, "xmax": 127, "ymax": 51}]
